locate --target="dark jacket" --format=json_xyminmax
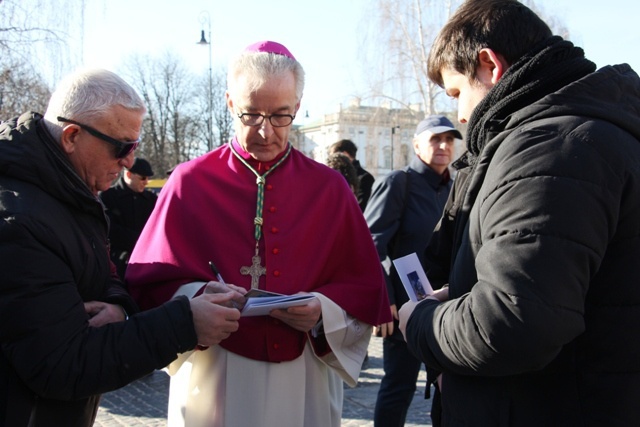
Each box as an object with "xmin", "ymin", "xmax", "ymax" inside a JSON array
[
  {"xmin": 365, "ymin": 157, "xmax": 452, "ymax": 309},
  {"xmin": 0, "ymin": 113, "xmax": 197, "ymax": 427},
  {"xmin": 353, "ymin": 160, "xmax": 374, "ymax": 211},
  {"xmin": 100, "ymin": 176, "xmax": 157, "ymax": 279},
  {"xmin": 406, "ymin": 39, "xmax": 640, "ymax": 426}
]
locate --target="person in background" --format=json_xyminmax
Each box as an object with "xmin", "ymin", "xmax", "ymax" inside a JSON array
[
  {"xmin": 398, "ymin": 1, "xmax": 640, "ymax": 426},
  {"xmin": 326, "ymin": 152, "xmax": 359, "ymax": 195},
  {"xmin": 100, "ymin": 157, "xmax": 158, "ymax": 279},
  {"xmin": 330, "ymin": 139, "xmax": 375, "ymax": 211},
  {"xmin": 0, "ymin": 68, "xmax": 242, "ymax": 427},
  {"xmin": 364, "ymin": 115, "xmax": 460, "ymax": 426},
  {"xmin": 325, "ymin": 149, "xmax": 372, "ymax": 369},
  {"xmin": 126, "ymin": 40, "xmax": 390, "ymax": 427}
]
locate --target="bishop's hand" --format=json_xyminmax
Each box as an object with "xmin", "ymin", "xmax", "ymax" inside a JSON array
[{"xmin": 269, "ymin": 293, "xmax": 321, "ymax": 332}]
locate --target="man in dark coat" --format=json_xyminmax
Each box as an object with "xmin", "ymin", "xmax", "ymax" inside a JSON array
[
  {"xmin": 0, "ymin": 68, "xmax": 243, "ymax": 427},
  {"xmin": 100, "ymin": 157, "xmax": 158, "ymax": 279},
  {"xmin": 398, "ymin": 1, "xmax": 640, "ymax": 426}
]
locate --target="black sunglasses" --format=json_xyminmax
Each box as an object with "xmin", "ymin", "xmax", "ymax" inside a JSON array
[{"xmin": 57, "ymin": 116, "xmax": 140, "ymax": 159}]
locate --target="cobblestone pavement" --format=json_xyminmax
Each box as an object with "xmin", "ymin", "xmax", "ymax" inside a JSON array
[{"xmin": 95, "ymin": 336, "xmax": 433, "ymax": 426}]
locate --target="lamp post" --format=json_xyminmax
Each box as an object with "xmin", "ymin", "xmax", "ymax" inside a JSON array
[{"xmin": 197, "ymin": 11, "xmax": 213, "ymax": 152}]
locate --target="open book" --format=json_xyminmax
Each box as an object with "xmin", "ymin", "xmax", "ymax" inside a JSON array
[
  {"xmin": 392, "ymin": 252, "xmax": 434, "ymax": 302},
  {"xmin": 241, "ymin": 289, "xmax": 316, "ymax": 317}
]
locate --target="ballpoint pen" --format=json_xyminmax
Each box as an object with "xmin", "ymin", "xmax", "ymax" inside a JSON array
[
  {"xmin": 209, "ymin": 261, "xmax": 226, "ymax": 284},
  {"xmin": 209, "ymin": 261, "xmax": 240, "ymax": 311}
]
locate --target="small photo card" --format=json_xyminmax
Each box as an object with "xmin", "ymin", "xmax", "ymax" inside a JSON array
[{"xmin": 392, "ymin": 252, "xmax": 433, "ymax": 302}]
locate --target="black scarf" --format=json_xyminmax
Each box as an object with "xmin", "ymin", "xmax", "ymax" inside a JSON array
[
  {"xmin": 444, "ymin": 38, "xmax": 597, "ymax": 269},
  {"xmin": 465, "ymin": 36, "xmax": 596, "ymax": 161}
]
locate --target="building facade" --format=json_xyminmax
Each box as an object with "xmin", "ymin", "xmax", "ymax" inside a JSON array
[{"xmin": 291, "ymin": 99, "xmax": 424, "ymax": 179}]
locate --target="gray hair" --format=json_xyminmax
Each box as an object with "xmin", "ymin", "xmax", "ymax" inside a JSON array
[
  {"xmin": 44, "ymin": 68, "xmax": 146, "ymax": 137},
  {"xmin": 227, "ymin": 52, "xmax": 305, "ymax": 102}
]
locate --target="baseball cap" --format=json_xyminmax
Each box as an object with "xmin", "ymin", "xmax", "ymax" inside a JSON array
[
  {"xmin": 415, "ymin": 115, "xmax": 462, "ymax": 139},
  {"xmin": 128, "ymin": 157, "xmax": 154, "ymax": 177}
]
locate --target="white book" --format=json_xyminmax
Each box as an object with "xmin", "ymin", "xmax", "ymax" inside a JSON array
[{"xmin": 240, "ymin": 289, "xmax": 316, "ymax": 317}]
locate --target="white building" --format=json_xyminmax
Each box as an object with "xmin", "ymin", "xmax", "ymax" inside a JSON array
[{"xmin": 291, "ymin": 99, "xmax": 425, "ymax": 179}]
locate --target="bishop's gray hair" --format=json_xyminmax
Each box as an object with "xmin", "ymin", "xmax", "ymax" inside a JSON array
[{"xmin": 227, "ymin": 51, "xmax": 305, "ymax": 102}]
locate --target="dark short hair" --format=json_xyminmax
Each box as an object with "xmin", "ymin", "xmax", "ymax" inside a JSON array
[
  {"xmin": 428, "ymin": 0, "xmax": 552, "ymax": 87},
  {"xmin": 326, "ymin": 153, "xmax": 359, "ymax": 193},
  {"xmin": 330, "ymin": 139, "xmax": 358, "ymax": 158}
]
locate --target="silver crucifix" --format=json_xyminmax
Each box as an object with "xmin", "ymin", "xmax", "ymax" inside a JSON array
[{"xmin": 240, "ymin": 253, "xmax": 266, "ymax": 289}]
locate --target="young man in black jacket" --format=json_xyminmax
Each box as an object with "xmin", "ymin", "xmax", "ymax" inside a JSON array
[
  {"xmin": 399, "ymin": 1, "xmax": 640, "ymax": 426},
  {"xmin": 0, "ymin": 68, "xmax": 244, "ymax": 427}
]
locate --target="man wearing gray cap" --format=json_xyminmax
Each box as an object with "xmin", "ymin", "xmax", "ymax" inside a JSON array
[
  {"xmin": 364, "ymin": 114, "xmax": 461, "ymax": 426},
  {"xmin": 100, "ymin": 157, "xmax": 158, "ymax": 279}
]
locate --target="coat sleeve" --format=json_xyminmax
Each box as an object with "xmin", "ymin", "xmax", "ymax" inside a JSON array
[
  {"xmin": 0, "ymin": 214, "xmax": 197, "ymax": 400},
  {"xmin": 364, "ymin": 171, "xmax": 407, "ymax": 305},
  {"xmin": 423, "ymin": 167, "xmax": 471, "ymax": 289},
  {"xmin": 103, "ymin": 259, "xmax": 140, "ymax": 315},
  {"xmin": 357, "ymin": 171, "xmax": 375, "ymax": 211}
]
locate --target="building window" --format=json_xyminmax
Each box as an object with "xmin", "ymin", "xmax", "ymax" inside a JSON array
[
  {"xmin": 383, "ymin": 146, "xmax": 391, "ymax": 169},
  {"xmin": 401, "ymin": 143, "xmax": 411, "ymax": 166}
]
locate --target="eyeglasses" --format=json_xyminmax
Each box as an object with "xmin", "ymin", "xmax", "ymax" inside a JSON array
[
  {"xmin": 57, "ymin": 116, "xmax": 140, "ymax": 159},
  {"xmin": 237, "ymin": 112, "xmax": 295, "ymax": 128}
]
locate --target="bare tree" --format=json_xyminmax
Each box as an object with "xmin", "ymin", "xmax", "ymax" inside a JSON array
[
  {"xmin": 211, "ymin": 68, "xmax": 234, "ymax": 147},
  {"xmin": 360, "ymin": 0, "xmax": 462, "ymax": 117},
  {"xmin": 0, "ymin": 0, "xmax": 87, "ymax": 85},
  {"xmin": 360, "ymin": 0, "xmax": 568, "ymax": 119},
  {"xmin": 124, "ymin": 52, "xmax": 200, "ymax": 176},
  {"xmin": 0, "ymin": 59, "xmax": 51, "ymax": 118},
  {"xmin": 121, "ymin": 54, "xmax": 236, "ymax": 176},
  {"xmin": 0, "ymin": 0, "xmax": 96, "ymax": 120},
  {"xmin": 194, "ymin": 66, "xmax": 234, "ymax": 149}
]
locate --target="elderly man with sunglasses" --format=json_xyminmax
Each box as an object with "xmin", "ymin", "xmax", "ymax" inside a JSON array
[{"xmin": 0, "ymin": 68, "xmax": 244, "ymax": 427}]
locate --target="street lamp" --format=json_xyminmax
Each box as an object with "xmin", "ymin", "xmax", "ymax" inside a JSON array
[{"xmin": 197, "ymin": 11, "xmax": 213, "ymax": 152}]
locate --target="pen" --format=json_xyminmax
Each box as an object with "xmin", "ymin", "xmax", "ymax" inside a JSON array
[
  {"xmin": 209, "ymin": 261, "xmax": 226, "ymax": 284},
  {"xmin": 209, "ymin": 261, "xmax": 241, "ymax": 311}
]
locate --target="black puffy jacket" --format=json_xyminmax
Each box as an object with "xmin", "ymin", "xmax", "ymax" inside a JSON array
[
  {"xmin": 407, "ymin": 42, "xmax": 640, "ymax": 426},
  {"xmin": 0, "ymin": 113, "xmax": 197, "ymax": 427}
]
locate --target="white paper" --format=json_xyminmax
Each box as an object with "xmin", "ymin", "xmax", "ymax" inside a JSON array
[
  {"xmin": 392, "ymin": 252, "xmax": 433, "ymax": 302},
  {"xmin": 241, "ymin": 290, "xmax": 316, "ymax": 317}
]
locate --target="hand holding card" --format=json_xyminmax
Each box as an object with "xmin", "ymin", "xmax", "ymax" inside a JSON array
[{"xmin": 392, "ymin": 253, "xmax": 434, "ymax": 302}]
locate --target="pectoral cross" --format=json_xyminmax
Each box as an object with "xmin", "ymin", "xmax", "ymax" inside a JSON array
[{"xmin": 240, "ymin": 253, "xmax": 266, "ymax": 289}]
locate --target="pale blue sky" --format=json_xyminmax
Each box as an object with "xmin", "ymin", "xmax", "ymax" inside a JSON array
[{"xmin": 79, "ymin": 0, "xmax": 639, "ymax": 121}]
